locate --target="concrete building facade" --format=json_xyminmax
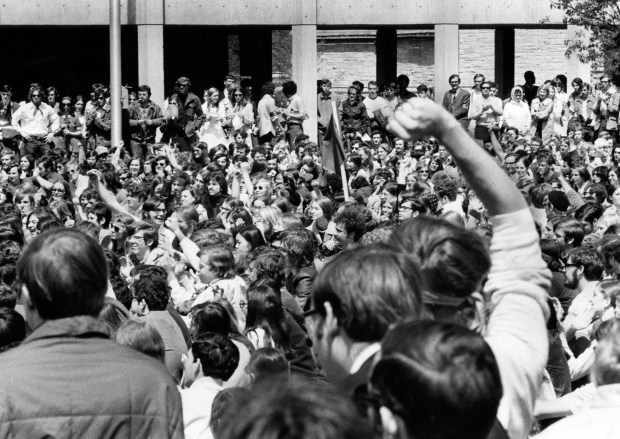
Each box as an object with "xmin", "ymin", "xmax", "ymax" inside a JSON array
[{"xmin": 0, "ymin": 0, "xmax": 591, "ymax": 142}]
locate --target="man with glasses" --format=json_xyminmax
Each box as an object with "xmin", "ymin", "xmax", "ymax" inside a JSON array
[
  {"xmin": 561, "ymin": 247, "xmax": 605, "ymax": 342},
  {"xmin": 470, "ymin": 81, "xmax": 503, "ymax": 146},
  {"xmin": 128, "ymin": 84, "xmax": 164, "ymax": 160},
  {"xmin": 162, "ymin": 76, "xmax": 205, "ymax": 152},
  {"xmin": 11, "ymin": 86, "xmax": 59, "ymax": 159},
  {"xmin": 442, "ymin": 74, "xmax": 470, "ymax": 129},
  {"xmin": 593, "ymin": 74, "xmax": 620, "ymax": 142}
]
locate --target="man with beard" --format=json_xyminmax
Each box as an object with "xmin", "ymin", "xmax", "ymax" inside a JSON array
[{"xmin": 562, "ymin": 247, "xmax": 605, "ymax": 342}]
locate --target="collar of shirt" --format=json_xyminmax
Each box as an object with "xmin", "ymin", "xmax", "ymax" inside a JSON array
[{"xmin": 350, "ymin": 342, "xmax": 381, "ymax": 374}]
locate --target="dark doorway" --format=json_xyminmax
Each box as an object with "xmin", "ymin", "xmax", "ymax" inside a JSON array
[
  {"xmin": 164, "ymin": 26, "xmax": 229, "ymax": 99},
  {"xmin": 0, "ymin": 26, "xmax": 138, "ymax": 102}
]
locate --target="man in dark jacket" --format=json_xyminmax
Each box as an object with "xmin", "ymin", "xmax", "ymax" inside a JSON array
[{"xmin": 0, "ymin": 228, "xmax": 184, "ymax": 438}]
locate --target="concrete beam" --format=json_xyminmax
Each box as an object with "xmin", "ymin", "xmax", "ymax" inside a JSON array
[
  {"xmin": 292, "ymin": 24, "xmax": 318, "ymax": 143},
  {"xmin": 0, "ymin": 0, "xmax": 567, "ymax": 26},
  {"xmin": 434, "ymin": 24, "xmax": 459, "ymax": 105}
]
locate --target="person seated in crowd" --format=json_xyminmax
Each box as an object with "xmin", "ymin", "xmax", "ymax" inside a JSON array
[{"xmin": 181, "ymin": 332, "xmax": 239, "ymax": 439}]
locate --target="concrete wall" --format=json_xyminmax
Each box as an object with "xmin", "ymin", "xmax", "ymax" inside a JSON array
[
  {"xmin": 0, "ymin": 0, "xmax": 566, "ymax": 26},
  {"xmin": 514, "ymin": 29, "xmax": 571, "ymax": 87}
]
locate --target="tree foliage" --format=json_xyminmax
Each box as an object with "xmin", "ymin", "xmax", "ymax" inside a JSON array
[{"xmin": 550, "ymin": 0, "xmax": 620, "ymax": 76}]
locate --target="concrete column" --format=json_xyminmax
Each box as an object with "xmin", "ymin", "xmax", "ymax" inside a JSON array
[
  {"xmin": 376, "ymin": 28, "xmax": 397, "ymax": 85},
  {"xmin": 495, "ymin": 28, "xmax": 515, "ymax": 99},
  {"xmin": 566, "ymin": 25, "xmax": 592, "ymax": 84},
  {"xmin": 292, "ymin": 24, "xmax": 318, "ymax": 143},
  {"xmin": 434, "ymin": 24, "xmax": 459, "ymax": 105},
  {"xmin": 138, "ymin": 25, "xmax": 164, "ymax": 106}
]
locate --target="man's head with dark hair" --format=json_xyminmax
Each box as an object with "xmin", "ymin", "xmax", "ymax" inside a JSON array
[
  {"xmin": 218, "ymin": 380, "xmax": 373, "ymax": 439},
  {"xmin": 282, "ymin": 81, "xmax": 298, "ymax": 98},
  {"xmin": 387, "ymin": 215, "xmax": 491, "ymax": 329},
  {"xmin": 0, "ymin": 307, "xmax": 26, "ymax": 351},
  {"xmin": 280, "ymin": 229, "xmax": 318, "ymax": 270},
  {"xmin": 566, "ymin": 247, "xmax": 605, "ymax": 285},
  {"xmin": 307, "ymin": 243, "xmax": 424, "ymax": 385},
  {"xmin": 210, "ymin": 387, "xmax": 251, "ymax": 438},
  {"xmin": 432, "ymin": 171, "xmax": 459, "ymax": 205},
  {"xmin": 189, "ymin": 333, "xmax": 239, "ymax": 382},
  {"xmin": 17, "ymin": 229, "xmax": 108, "ymax": 326},
  {"xmin": 370, "ymin": 319, "xmax": 502, "ymax": 439},
  {"xmin": 0, "ymin": 283, "xmax": 18, "ymax": 308},
  {"xmin": 333, "ymin": 204, "xmax": 368, "ymax": 245},
  {"xmin": 261, "ymin": 82, "xmax": 276, "ymax": 96},
  {"xmin": 553, "ymin": 217, "xmax": 584, "ymax": 249},
  {"xmin": 132, "ymin": 269, "xmax": 171, "ymax": 313},
  {"xmin": 87, "ymin": 201, "xmax": 112, "ymax": 228}
]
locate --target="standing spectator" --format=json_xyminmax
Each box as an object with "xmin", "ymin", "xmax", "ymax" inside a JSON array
[
  {"xmin": 522, "ymin": 70, "xmax": 539, "ymax": 106},
  {"xmin": 317, "ymin": 79, "xmax": 340, "ymax": 143},
  {"xmin": 283, "ymin": 80, "xmax": 308, "ymax": 147},
  {"xmin": 593, "ymin": 73, "xmax": 620, "ymax": 142},
  {"xmin": 339, "ymin": 86, "xmax": 370, "ymax": 139},
  {"xmin": 11, "ymin": 86, "xmax": 59, "ymax": 159},
  {"xmin": 442, "ymin": 74, "xmax": 470, "ymax": 130},
  {"xmin": 363, "ymin": 80, "xmax": 393, "ymax": 132},
  {"xmin": 257, "ymin": 82, "xmax": 282, "ymax": 146},
  {"xmin": 502, "ymin": 86, "xmax": 532, "ymax": 135},
  {"xmin": 470, "ymin": 81, "xmax": 503, "ymax": 145},
  {"xmin": 85, "ymin": 88, "xmax": 112, "ymax": 149},
  {"xmin": 128, "ymin": 84, "xmax": 164, "ymax": 160},
  {"xmin": 0, "ymin": 228, "xmax": 183, "ymax": 437},
  {"xmin": 162, "ymin": 76, "xmax": 205, "ymax": 152}
]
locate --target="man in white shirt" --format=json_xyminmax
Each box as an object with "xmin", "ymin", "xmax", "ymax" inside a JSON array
[
  {"xmin": 181, "ymin": 333, "xmax": 239, "ymax": 439},
  {"xmin": 363, "ymin": 80, "xmax": 393, "ymax": 132},
  {"xmin": 12, "ymin": 86, "xmax": 59, "ymax": 158},
  {"xmin": 470, "ymin": 80, "xmax": 503, "ymax": 145},
  {"xmin": 257, "ymin": 82, "xmax": 282, "ymax": 145},
  {"xmin": 283, "ymin": 80, "xmax": 308, "ymax": 148}
]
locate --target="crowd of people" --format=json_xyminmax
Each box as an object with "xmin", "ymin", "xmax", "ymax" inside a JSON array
[{"xmin": 0, "ymin": 68, "xmax": 619, "ymax": 439}]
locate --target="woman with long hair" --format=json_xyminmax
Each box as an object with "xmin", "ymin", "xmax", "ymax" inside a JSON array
[
  {"xmin": 199, "ymin": 87, "xmax": 227, "ymax": 148},
  {"xmin": 244, "ymin": 283, "xmax": 315, "ymax": 375}
]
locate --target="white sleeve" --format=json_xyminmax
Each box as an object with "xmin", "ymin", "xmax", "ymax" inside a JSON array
[{"xmin": 485, "ymin": 208, "xmax": 551, "ymax": 439}]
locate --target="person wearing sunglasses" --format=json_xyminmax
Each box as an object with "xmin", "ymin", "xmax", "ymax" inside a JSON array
[
  {"xmin": 85, "ymin": 89, "xmax": 112, "ymax": 150},
  {"xmin": 230, "ymin": 87, "xmax": 254, "ymax": 139},
  {"xmin": 11, "ymin": 85, "xmax": 60, "ymax": 159},
  {"xmin": 161, "ymin": 76, "xmax": 205, "ymax": 152},
  {"xmin": 128, "ymin": 84, "xmax": 164, "ymax": 160},
  {"xmin": 470, "ymin": 81, "xmax": 503, "ymax": 146}
]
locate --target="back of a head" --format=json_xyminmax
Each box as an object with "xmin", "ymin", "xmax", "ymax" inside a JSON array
[
  {"xmin": 248, "ymin": 347, "xmax": 289, "ymax": 384},
  {"xmin": 311, "ymin": 243, "xmax": 424, "ymax": 343},
  {"xmin": 191, "ymin": 332, "xmax": 240, "ymax": 381},
  {"xmin": 388, "ymin": 215, "xmax": 490, "ymax": 301},
  {"xmin": 16, "ymin": 228, "xmax": 108, "ymax": 319},
  {"xmin": 115, "ymin": 318, "xmax": 166, "ymax": 363},
  {"xmin": 218, "ymin": 380, "xmax": 373, "ymax": 439},
  {"xmin": 0, "ymin": 307, "xmax": 26, "ymax": 351},
  {"xmin": 370, "ymin": 319, "xmax": 502, "ymax": 439},
  {"xmin": 210, "ymin": 387, "xmax": 251, "ymax": 439}
]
